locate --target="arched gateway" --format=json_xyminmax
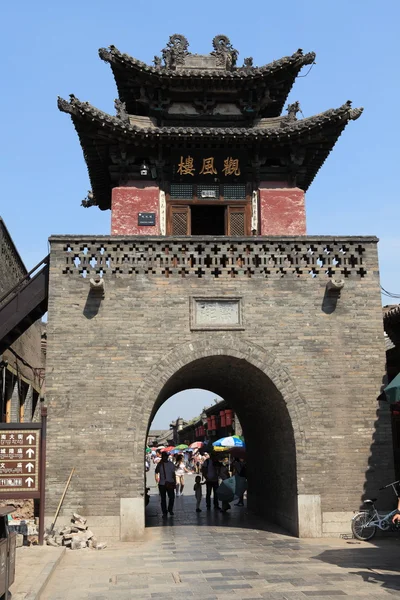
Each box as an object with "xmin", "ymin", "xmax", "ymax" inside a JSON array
[
  {"xmin": 138, "ymin": 340, "xmax": 308, "ymax": 536},
  {"xmin": 45, "ymin": 34, "xmax": 393, "ymax": 542}
]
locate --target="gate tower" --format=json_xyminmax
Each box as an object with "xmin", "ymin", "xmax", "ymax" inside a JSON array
[{"xmin": 47, "ymin": 35, "xmax": 393, "ymax": 540}]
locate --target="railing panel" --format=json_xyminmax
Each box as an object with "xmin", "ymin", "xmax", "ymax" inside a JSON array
[{"xmin": 54, "ymin": 236, "xmax": 377, "ymax": 280}]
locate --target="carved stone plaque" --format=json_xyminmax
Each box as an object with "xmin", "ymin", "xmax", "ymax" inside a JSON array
[{"xmin": 191, "ymin": 297, "xmax": 243, "ymax": 330}]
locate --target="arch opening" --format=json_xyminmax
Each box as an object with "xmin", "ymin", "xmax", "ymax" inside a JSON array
[{"xmin": 147, "ymin": 355, "xmax": 299, "ymax": 535}]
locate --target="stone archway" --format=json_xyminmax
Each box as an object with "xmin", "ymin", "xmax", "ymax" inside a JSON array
[{"xmin": 131, "ymin": 338, "xmax": 319, "ymax": 539}]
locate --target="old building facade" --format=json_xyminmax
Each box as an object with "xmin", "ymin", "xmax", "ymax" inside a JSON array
[
  {"xmin": 0, "ymin": 218, "xmax": 45, "ymax": 423},
  {"xmin": 45, "ymin": 35, "xmax": 393, "ymax": 541}
]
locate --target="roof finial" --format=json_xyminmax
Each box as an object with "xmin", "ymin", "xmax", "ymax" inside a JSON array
[
  {"xmin": 211, "ymin": 35, "xmax": 238, "ymax": 70},
  {"xmin": 287, "ymin": 101, "xmax": 301, "ymax": 120},
  {"xmin": 114, "ymin": 99, "xmax": 129, "ymax": 122},
  {"xmin": 161, "ymin": 34, "xmax": 189, "ymax": 69}
]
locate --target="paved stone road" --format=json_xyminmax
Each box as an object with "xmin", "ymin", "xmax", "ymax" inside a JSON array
[{"xmin": 42, "ymin": 471, "xmax": 400, "ymax": 599}]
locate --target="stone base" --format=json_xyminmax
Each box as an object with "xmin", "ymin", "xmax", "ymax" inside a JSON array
[
  {"xmin": 322, "ymin": 511, "xmax": 354, "ymax": 536},
  {"xmin": 298, "ymin": 495, "xmax": 322, "ymax": 538},
  {"xmin": 120, "ymin": 498, "xmax": 145, "ymax": 541}
]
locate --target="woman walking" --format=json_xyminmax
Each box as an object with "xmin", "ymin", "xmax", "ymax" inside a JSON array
[{"xmin": 174, "ymin": 454, "xmax": 189, "ymax": 496}]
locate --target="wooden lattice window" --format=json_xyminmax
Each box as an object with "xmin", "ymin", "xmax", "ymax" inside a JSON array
[
  {"xmin": 227, "ymin": 206, "xmax": 246, "ymax": 236},
  {"xmin": 169, "ymin": 206, "xmax": 190, "ymax": 235}
]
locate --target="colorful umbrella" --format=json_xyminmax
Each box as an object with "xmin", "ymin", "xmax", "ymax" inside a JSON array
[
  {"xmin": 145, "ymin": 446, "xmax": 151, "ymax": 453},
  {"xmin": 229, "ymin": 447, "xmax": 247, "ymax": 459},
  {"xmin": 190, "ymin": 442, "xmax": 203, "ymax": 449},
  {"xmin": 216, "ymin": 476, "xmax": 248, "ymax": 502},
  {"xmin": 163, "ymin": 446, "xmax": 175, "ymax": 453},
  {"xmin": 212, "ymin": 435, "xmax": 245, "ymax": 449},
  {"xmin": 175, "ymin": 444, "xmax": 189, "ymax": 450}
]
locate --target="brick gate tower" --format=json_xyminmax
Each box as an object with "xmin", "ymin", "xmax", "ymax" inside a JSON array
[{"xmin": 47, "ymin": 35, "xmax": 393, "ymax": 540}]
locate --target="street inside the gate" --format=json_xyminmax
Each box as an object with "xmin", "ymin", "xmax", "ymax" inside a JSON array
[{"xmin": 40, "ymin": 475, "xmax": 400, "ymax": 599}]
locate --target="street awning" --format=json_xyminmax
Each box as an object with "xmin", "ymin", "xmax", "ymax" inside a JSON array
[{"xmin": 384, "ymin": 373, "xmax": 400, "ymax": 403}]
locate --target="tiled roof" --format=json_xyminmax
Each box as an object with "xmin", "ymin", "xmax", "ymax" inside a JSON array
[
  {"xmin": 99, "ymin": 45, "xmax": 316, "ymax": 81},
  {"xmin": 58, "ymin": 95, "xmax": 362, "ymax": 141}
]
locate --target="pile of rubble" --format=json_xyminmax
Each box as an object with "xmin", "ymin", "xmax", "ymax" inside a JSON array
[{"xmin": 45, "ymin": 513, "xmax": 107, "ymax": 550}]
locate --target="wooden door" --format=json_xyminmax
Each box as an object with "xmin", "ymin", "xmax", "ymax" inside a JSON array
[
  {"xmin": 168, "ymin": 205, "xmax": 191, "ymax": 235},
  {"xmin": 226, "ymin": 205, "xmax": 248, "ymax": 236}
]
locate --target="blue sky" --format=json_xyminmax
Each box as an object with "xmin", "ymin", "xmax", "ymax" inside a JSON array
[{"xmin": 2, "ymin": 0, "xmax": 398, "ymax": 427}]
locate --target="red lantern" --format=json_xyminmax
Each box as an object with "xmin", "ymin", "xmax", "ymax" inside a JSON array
[
  {"xmin": 220, "ymin": 410, "xmax": 226, "ymax": 427},
  {"xmin": 225, "ymin": 410, "xmax": 233, "ymax": 426}
]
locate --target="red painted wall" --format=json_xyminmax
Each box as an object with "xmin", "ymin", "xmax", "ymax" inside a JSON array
[
  {"xmin": 111, "ymin": 182, "xmax": 160, "ymax": 235},
  {"xmin": 259, "ymin": 183, "xmax": 306, "ymax": 235}
]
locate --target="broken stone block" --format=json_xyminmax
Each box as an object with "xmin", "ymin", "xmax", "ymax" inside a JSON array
[
  {"xmin": 73, "ymin": 522, "xmax": 87, "ymax": 531},
  {"xmin": 16, "ymin": 534, "xmax": 23, "ymax": 548},
  {"xmin": 72, "ymin": 513, "xmax": 87, "ymax": 524},
  {"xmin": 96, "ymin": 542, "xmax": 107, "ymax": 550},
  {"xmin": 47, "ymin": 537, "xmax": 59, "ymax": 547},
  {"xmin": 71, "ymin": 539, "xmax": 88, "ymax": 550},
  {"xmin": 55, "ymin": 536, "xmax": 63, "ymax": 545},
  {"xmin": 91, "ymin": 536, "xmax": 98, "ymax": 548},
  {"xmin": 60, "ymin": 527, "xmax": 72, "ymax": 535}
]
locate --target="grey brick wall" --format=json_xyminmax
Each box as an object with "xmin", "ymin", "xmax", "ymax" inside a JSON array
[{"xmin": 45, "ymin": 236, "xmax": 394, "ymax": 533}]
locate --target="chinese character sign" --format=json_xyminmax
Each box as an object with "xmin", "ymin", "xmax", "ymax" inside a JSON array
[{"xmin": 175, "ymin": 155, "xmax": 242, "ymax": 178}]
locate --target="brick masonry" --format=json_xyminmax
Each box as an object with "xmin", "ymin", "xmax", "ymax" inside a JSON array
[{"xmin": 45, "ymin": 235, "xmax": 394, "ymax": 538}]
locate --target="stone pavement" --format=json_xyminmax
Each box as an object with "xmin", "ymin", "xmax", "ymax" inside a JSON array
[
  {"xmin": 40, "ymin": 473, "xmax": 400, "ymax": 599},
  {"xmin": 10, "ymin": 545, "xmax": 65, "ymax": 600}
]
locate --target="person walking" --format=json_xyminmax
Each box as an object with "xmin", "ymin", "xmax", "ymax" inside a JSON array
[
  {"xmin": 174, "ymin": 454, "xmax": 189, "ymax": 496},
  {"xmin": 219, "ymin": 458, "xmax": 232, "ymax": 513},
  {"xmin": 155, "ymin": 451, "xmax": 177, "ymax": 517},
  {"xmin": 233, "ymin": 458, "xmax": 247, "ymax": 507},
  {"xmin": 193, "ymin": 475, "xmax": 206, "ymax": 512},
  {"xmin": 202, "ymin": 454, "xmax": 221, "ymax": 510}
]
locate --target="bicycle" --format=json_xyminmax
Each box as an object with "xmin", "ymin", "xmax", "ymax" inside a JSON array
[{"xmin": 351, "ymin": 479, "xmax": 400, "ymax": 541}]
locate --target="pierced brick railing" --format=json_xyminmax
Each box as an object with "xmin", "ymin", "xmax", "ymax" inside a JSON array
[{"xmin": 50, "ymin": 236, "xmax": 378, "ymax": 280}]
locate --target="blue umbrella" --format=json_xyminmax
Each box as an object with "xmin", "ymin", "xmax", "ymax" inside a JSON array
[{"xmin": 213, "ymin": 435, "xmax": 245, "ymax": 449}]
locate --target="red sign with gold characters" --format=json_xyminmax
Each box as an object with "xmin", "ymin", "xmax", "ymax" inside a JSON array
[{"xmin": 0, "ymin": 430, "xmax": 40, "ymax": 493}]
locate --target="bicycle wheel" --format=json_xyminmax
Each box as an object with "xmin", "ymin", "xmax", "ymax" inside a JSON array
[{"xmin": 351, "ymin": 512, "xmax": 376, "ymax": 541}]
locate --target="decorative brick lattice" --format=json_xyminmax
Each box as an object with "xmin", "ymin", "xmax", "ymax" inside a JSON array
[{"xmin": 59, "ymin": 238, "xmax": 372, "ymax": 280}]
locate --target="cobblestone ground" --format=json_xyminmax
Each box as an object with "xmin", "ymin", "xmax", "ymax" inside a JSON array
[{"xmin": 42, "ymin": 472, "xmax": 400, "ymax": 599}]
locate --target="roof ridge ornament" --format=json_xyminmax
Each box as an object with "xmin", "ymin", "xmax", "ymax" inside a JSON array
[
  {"xmin": 81, "ymin": 190, "xmax": 98, "ymax": 208},
  {"xmin": 211, "ymin": 35, "xmax": 238, "ymax": 70},
  {"xmin": 114, "ymin": 99, "xmax": 129, "ymax": 122},
  {"xmin": 160, "ymin": 34, "xmax": 189, "ymax": 69},
  {"xmin": 286, "ymin": 101, "xmax": 301, "ymax": 121}
]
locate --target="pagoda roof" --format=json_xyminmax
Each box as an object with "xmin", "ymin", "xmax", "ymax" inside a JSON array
[
  {"xmin": 99, "ymin": 42, "xmax": 316, "ymax": 118},
  {"xmin": 58, "ymin": 94, "xmax": 363, "ymax": 210}
]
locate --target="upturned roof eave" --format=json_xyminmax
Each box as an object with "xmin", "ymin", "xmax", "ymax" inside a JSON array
[
  {"xmin": 57, "ymin": 95, "xmax": 363, "ymax": 210},
  {"xmin": 99, "ymin": 45, "xmax": 316, "ymax": 82},
  {"xmin": 57, "ymin": 95, "xmax": 363, "ymax": 142}
]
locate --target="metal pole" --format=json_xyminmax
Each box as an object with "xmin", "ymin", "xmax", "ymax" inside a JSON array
[{"xmin": 39, "ymin": 406, "xmax": 47, "ymax": 545}]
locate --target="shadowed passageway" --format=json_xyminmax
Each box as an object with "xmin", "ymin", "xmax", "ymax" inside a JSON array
[{"xmin": 147, "ymin": 355, "xmax": 299, "ymax": 534}]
